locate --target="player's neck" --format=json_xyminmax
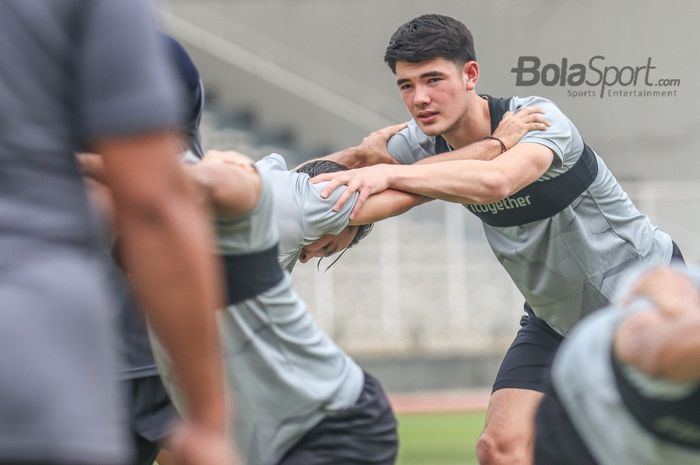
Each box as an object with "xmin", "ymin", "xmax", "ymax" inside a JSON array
[{"xmin": 442, "ymin": 94, "xmax": 491, "ymax": 149}]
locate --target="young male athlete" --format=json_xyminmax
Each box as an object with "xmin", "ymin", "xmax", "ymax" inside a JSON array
[
  {"xmin": 313, "ymin": 14, "xmax": 680, "ymax": 465},
  {"xmin": 0, "ymin": 2, "xmax": 235, "ymax": 465},
  {"xmin": 535, "ymin": 264, "xmax": 700, "ymax": 465}
]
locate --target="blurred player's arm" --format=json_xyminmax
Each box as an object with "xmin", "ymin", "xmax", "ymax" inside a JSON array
[
  {"xmin": 94, "ymin": 132, "xmax": 233, "ymax": 457},
  {"xmin": 185, "ymin": 159, "xmax": 261, "ymax": 217},
  {"xmin": 295, "ymin": 122, "xmax": 408, "ymax": 170},
  {"xmin": 614, "ymin": 267, "xmax": 700, "ymax": 381}
]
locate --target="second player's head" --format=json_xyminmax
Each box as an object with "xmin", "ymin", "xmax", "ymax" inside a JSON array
[{"xmin": 295, "ymin": 160, "xmax": 373, "ymax": 269}]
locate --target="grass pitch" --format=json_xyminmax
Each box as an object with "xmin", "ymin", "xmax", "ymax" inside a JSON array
[
  {"xmin": 396, "ymin": 411, "xmax": 486, "ymax": 465},
  {"xmin": 156, "ymin": 411, "xmax": 486, "ymax": 465}
]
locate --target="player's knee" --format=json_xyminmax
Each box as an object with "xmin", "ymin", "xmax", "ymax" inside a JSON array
[{"xmin": 476, "ymin": 432, "xmax": 500, "ymax": 465}]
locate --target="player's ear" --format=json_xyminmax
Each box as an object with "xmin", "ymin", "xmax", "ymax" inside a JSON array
[{"xmin": 462, "ymin": 60, "xmax": 479, "ymax": 91}]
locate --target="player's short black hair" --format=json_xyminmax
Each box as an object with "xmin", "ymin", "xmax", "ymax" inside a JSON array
[
  {"xmin": 384, "ymin": 14, "xmax": 476, "ymax": 73},
  {"xmin": 295, "ymin": 159, "xmax": 374, "ymax": 259}
]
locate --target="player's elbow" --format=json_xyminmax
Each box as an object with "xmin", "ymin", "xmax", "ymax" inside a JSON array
[{"xmin": 474, "ymin": 171, "xmax": 513, "ymax": 203}]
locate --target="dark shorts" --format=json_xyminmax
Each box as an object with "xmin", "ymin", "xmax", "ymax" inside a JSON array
[
  {"xmin": 277, "ymin": 372, "xmax": 398, "ymax": 465},
  {"xmin": 494, "ymin": 241, "xmax": 685, "ymax": 393},
  {"xmin": 492, "ymin": 303, "xmax": 563, "ymax": 393},
  {"xmin": 534, "ymin": 384, "xmax": 600, "ymax": 465},
  {"xmin": 122, "ymin": 375, "xmax": 179, "ymax": 465}
]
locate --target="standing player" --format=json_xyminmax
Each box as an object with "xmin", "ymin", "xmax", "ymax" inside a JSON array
[
  {"xmin": 313, "ymin": 14, "xmax": 680, "ymax": 465},
  {"xmin": 535, "ymin": 265, "xmax": 700, "ymax": 465},
  {"xmin": 0, "ymin": 2, "xmax": 235, "ymax": 465}
]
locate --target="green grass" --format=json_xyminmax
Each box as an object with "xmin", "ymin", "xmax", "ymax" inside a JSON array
[
  {"xmin": 396, "ymin": 411, "xmax": 486, "ymax": 465},
  {"xmin": 157, "ymin": 411, "xmax": 485, "ymax": 465}
]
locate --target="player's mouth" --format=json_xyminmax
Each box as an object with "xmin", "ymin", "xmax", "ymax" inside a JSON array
[{"xmin": 416, "ymin": 111, "xmax": 439, "ymax": 124}]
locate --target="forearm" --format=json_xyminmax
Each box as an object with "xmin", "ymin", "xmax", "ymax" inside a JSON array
[
  {"xmin": 386, "ymin": 161, "xmax": 507, "ymax": 204},
  {"xmin": 295, "ymin": 146, "xmax": 365, "ymax": 171},
  {"xmin": 349, "ymin": 189, "xmax": 431, "ymax": 225},
  {"xmin": 414, "ymin": 138, "xmax": 503, "ymax": 165},
  {"xmin": 324, "ymin": 145, "xmax": 367, "ymax": 168}
]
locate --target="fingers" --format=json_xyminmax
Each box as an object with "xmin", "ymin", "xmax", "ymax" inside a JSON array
[
  {"xmin": 364, "ymin": 122, "xmax": 409, "ymax": 147},
  {"xmin": 515, "ymin": 106, "xmax": 543, "ymax": 116},
  {"xmin": 350, "ymin": 187, "xmax": 370, "ymax": 220},
  {"xmin": 332, "ymin": 180, "xmax": 359, "ymax": 211},
  {"xmin": 316, "ymin": 175, "xmax": 346, "ymax": 199},
  {"xmin": 378, "ymin": 121, "xmax": 409, "ymax": 137}
]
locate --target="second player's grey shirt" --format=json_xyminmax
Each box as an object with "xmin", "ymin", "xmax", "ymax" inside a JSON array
[
  {"xmin": 255, "ymin": 153, "xmax": 359, "ymax": 272},
  {"xmin": 552, "ymin": 266, "xmax": 700, "ymax": 465},
  {"xmin": 156, "ymin": 164, "xmax": 364, "ymax": 465},
  {"xmin": 388, "ymin": 95, "xmax": 673, "ymax": 334}
]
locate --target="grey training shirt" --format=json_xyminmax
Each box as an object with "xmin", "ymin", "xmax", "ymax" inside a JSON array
[
  {"xmin": 388, "ymin": 95, "xmax": 673, "ymax": 334},
  {"xmin": 156, "ymin": 164, "xmax": 364, "ymax": 465}
]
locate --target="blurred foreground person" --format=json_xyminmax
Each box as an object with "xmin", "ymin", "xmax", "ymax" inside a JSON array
[
  {"xmin": 0, "ymin": 2, "xmax": 235, "ymax": 465},
  {"xmin": 535, "ymin": 265, "xmax": 700, "ymax": 465}
]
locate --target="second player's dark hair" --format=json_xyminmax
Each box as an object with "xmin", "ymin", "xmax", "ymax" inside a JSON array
[
  {"xmin": 384, "ymin": 14, "xmax": 476, "ymax": 73},
  {"xmin": 296, "ymin": 159, "xmax": 348, "ymax": 178}
]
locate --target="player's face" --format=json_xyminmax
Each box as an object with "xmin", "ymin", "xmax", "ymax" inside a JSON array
[
  {"xmin": 298, "ymin": 226, "xmax": 358, "ymax": 264},
  {"xmin": 395, "ymin": 58, "xmax": 472, "ymax": 137}
]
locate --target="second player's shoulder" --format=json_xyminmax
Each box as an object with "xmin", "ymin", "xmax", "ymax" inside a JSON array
[{"xmin": 255, "ymin": 152, "xmax": 289, "ymax": 172}]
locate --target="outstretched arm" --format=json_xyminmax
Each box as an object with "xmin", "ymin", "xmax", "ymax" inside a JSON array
[
  {"xmin": 314, "ymin": 142, "xmax": 554, "ymax": 219},
  {"xmin": 413, "ymin": 106, "xmax": 550, "ymax": 165},
  {"xmin": 614, "ymin": 267, "xmax": 700, "ymax": 381},
  {"xmin": 348, "ymin": 189, "xmax": 431, "ymax": 225},
  {"xmin": 295, "ymin": 122, "xmax": 408, "ymax": 170}
]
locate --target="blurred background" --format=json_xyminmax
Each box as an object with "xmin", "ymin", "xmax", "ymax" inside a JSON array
[{"xmin": 159, "ymin": 1, "xmax": 699, "ymax": 462}]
